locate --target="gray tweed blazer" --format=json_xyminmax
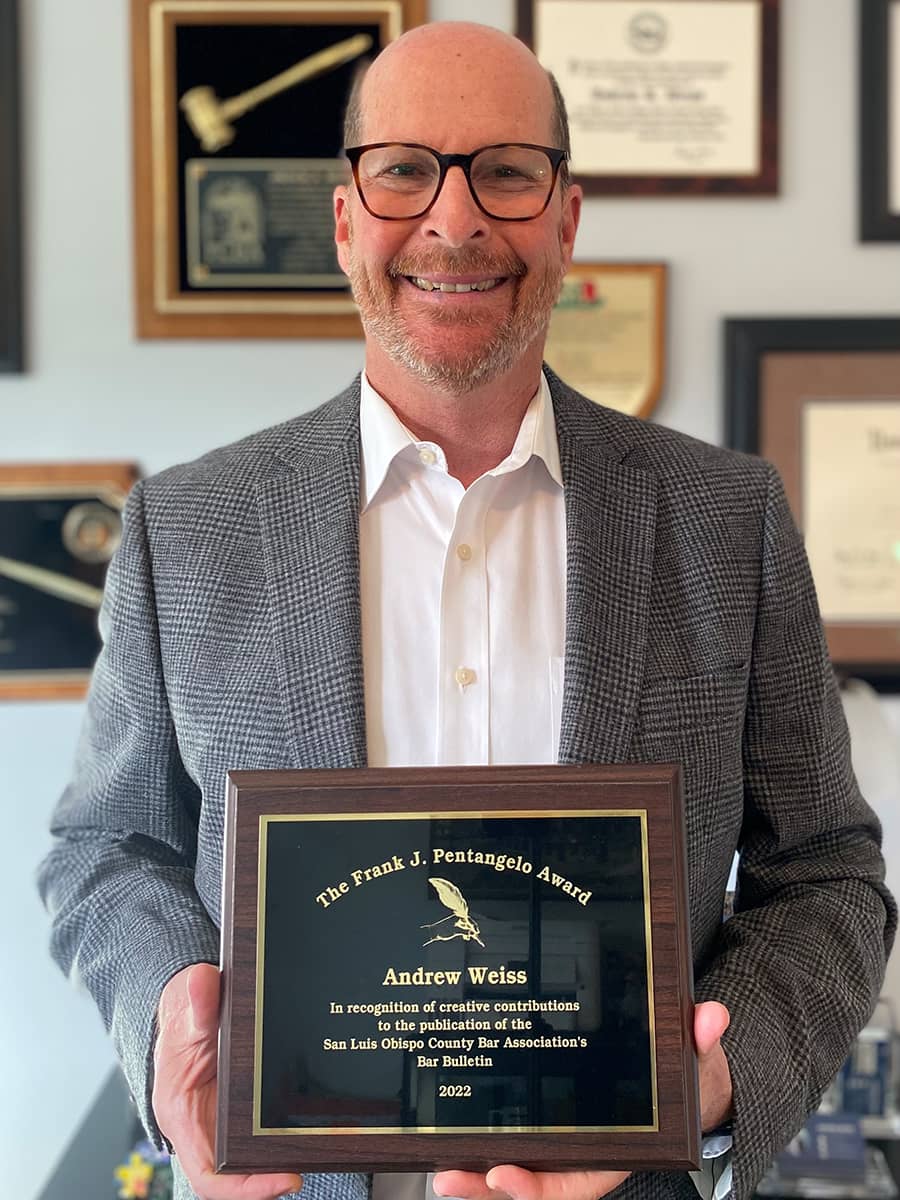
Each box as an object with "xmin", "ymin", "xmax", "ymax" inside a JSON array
[{"xmin": 39, "ymin": 371, "xmax": 895, "ymax": 1200}]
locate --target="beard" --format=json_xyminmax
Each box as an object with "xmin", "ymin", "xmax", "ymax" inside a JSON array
[{"xmin": 344, "ymin": 217, "xmax": 568, "ymax": 394}]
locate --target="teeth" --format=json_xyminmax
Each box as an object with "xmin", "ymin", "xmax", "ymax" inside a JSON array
[{"xmin": 410, "ymin": 277, "xmax": 500, "ymax": 293}]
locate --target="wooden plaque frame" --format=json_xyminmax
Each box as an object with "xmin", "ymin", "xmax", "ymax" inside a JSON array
[
  {"xmin": 131, "ymin": 0, "xmax": 425, "ymax": 339},
  {"xmin": 217, "ymin": 764, "xmax": 700, "ymax": 1174},
  {"xmin": 518, "ymin": 0, "xmax": 779, "ymax": 196},
  {"xmin": 860, "ymin": 0, "xmax": 900, "ymax": 241}
]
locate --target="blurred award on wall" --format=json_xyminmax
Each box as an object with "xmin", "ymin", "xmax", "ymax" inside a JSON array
[
  {"xmin": 518, "ymin": 0, "xmax": 779, "ymax": 195},
  {"xmin": 216, "ymin": 765, "xmax": 700, "ymax": 1174},
  {"xmin": 0, "ymin": 463, "xmax": 139, "ymax": 700},
  {"xmin": 544, "ymin": 263, "xmax": 666, "ymax": 419},
  {"xmin": 131, "ymin": 0, "xmax": 425, "ymax": 339}
]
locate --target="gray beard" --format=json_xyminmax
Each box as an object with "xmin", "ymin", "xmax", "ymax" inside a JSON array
[{"xmin": 346, "ymin": 239, "xmax": 567, "ymax": 395}]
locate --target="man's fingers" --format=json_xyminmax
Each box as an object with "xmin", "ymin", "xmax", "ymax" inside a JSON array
[
  {"xmin": 186, "ymin": 962, "xmax": 223, "ymax": 1039},
  {"xmin": 190, "ymin": 1167, "xmax": 302, "ymax": 1200},
  {"xmin": 694, "ymin": 1001, "xmax": 730, "ymax": 1057},
  {"xmin": 434, "ymin": 1167, "xmax": 631, "ymax": 1200}
]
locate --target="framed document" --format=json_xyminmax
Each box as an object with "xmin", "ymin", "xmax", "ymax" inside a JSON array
[
  {"xmin": 0, "ymin": 0, "xmax": 24, "ymax": 372},
  {"xmin": 0, "ymin": 463, "xmax": 139, "ymax": 700},
  {"xmin": 724, "ymin": 318, "xmax": 900, "ymax": 690},
  {"xmin": 860, "ymin": 0, "xmax": 900, "ymax": 240},
  {"xmin": 217, "ymin": 765, "xmax": 700, "ymax": 1174},
  {"xmin": 131, "ymin": 0, "xmax": 425, "ymax": 339},
  {"xmin": 544, "ymin": 263, "xmax": 666, "ymax": 419},
  {"xmin": 519, "ymin": 0, "xmax": 779, "ymax": 195}
]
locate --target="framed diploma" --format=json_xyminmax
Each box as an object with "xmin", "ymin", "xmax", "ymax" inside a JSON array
[
  {"xmin": 218, "ymin": 765, "xmax": 700, "ymax": 1174},
  {"xmin": 131, "ymin": 0, "xmax": 425, "ymax": 339},
  {"xmin": 519, "ymin": 0, "xmax": 779, "ymax": 195},
  {"xmin": 860, "ymin": 0, "xmax": 900, "ymax": 240},
  {"xmin": 544, "ymin": 263, "xmax": 666, "ymax": 419},
  {"xmin": 0, "ymin": 463, "xmax": 139, "ymax": 700},
  {"xmin": 0, "ymin": 0, "xmax": 24, "ymax": 372},
  {"xmin": 724, "ymin": 318, "xmax": 900, "ymax": 690}
]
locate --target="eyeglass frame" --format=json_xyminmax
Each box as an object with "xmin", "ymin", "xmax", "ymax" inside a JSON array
[{"xmin": 343, "ymin": 142, "xmax": 569, "ymax": 222}]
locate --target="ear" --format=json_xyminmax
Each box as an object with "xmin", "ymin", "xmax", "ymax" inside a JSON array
[
  {"xmin": 559, "ymin": 182, "xmax": 582, "ymax": 269},
  {"xmin": 333, "ymin": 184, "xmax": 352, "ymax": 276}
]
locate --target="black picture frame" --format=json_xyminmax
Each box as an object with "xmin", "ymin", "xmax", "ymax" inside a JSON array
[
  {"xmin": 860, "ymin": 0, "xmax": 900, "ymax": 241},
  {"xmin": 0, "ymin": 0, "xmax": 24, "ymax": 372},
  {"xmin": 724, "ymin": 317, "xmax": 900, "ymax": 691}
]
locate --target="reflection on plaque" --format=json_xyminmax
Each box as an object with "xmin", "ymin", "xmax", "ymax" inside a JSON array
[{"xmin": 217, "ymin": 765, "xmax": 700, "ymax": 1174}]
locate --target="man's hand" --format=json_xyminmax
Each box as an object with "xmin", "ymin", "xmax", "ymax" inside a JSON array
[
  {"xmin": 152, "ymin": 963, "xmax": 302, "ymax": 1200},
  {"xmin": 432, "ymin": 1000, "xmax": 733, "ymax": 1200}
]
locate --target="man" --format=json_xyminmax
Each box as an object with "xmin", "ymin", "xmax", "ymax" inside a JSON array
[{"xmin": 39, "ymin": 21, "xmax": 893, "ymax": 1200}]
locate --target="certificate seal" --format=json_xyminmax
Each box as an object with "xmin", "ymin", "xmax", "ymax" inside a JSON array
[
  {"xmin": 628, "ymin": 11, "xmax": 668, "ymax": 54},
  {"xmin": 62, "ymin": 502, "xmax": 122, "ymax": 564}
]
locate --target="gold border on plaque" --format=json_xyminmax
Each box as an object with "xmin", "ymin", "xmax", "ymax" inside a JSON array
[
  {"xmin": 0, "ymin": 463, "xmax": 139, "ymax": 701},
  {"xmin": 252, "ymin": 808, "xmax": 659, "ymax": 1138},
  {"xmin": 544, "ymin": 262, "xmax": 667, "ymax": 420},
  {"xmin": 132, "ymin": 0, "xmax": 427, "ymax": 338}
]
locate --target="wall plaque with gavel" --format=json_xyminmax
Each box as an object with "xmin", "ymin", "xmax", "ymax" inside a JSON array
[
  {"xmin": 216, "ymin": 765, "xmax": 701, "ymax": 1174},
  {"xmin": 131, "ymin": 0, "xmax": 425, "ymax": 339}
]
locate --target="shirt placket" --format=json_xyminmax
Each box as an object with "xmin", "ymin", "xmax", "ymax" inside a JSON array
[{"xmin": 435, "ymin": 475, "xmax": 492, "ymax": 766}]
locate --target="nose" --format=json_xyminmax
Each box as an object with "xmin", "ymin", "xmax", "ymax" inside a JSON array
[{"xmin": 420, "ymin": 164, "xmax": 490, "ymax": 247}]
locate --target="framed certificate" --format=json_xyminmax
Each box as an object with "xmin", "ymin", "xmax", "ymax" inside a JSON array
[
  {"xmin": 519, "ymin": 0, "xmax": 779, "ymax": 195},
  {"xmin": 544, "ymin": 263, "xmax": 667, "ymax": 419},
  {"xmin": 860, "ymin": 0, "xmax": 900, "ymax": 240},
  {"xmin": 218, "ymin": 765, "xmax": 700, "ymax": 1174},
  {"xmin": 724, "ymin": 318, "xmax": 900, "ymax": 690},
  {"xmin": 0, "ymin": 463, "xmax": 139, "ymax": 700},
  {"xmin": 0, "ymin": 0, "xmax": 24, "ymax": 372},
  {"xmin": 131, "ymin": 0, "xmax": 425, "ymax": 339}
]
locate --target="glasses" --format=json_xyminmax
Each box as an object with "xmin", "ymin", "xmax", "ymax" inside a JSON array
[{"xmin": 344, "ymin": 142, "xmax": 568, "ymax": 221}]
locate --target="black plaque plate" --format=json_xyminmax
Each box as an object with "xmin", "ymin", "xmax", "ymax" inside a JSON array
[{"xmin": 218, "ymin": 765, "xmax": 699, "ymax": 1174}]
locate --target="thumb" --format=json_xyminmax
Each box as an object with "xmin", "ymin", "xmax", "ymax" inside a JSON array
[
  {"xmin": 694, "ymin": 1001, "xmax": 730, "ymax": 1057},
  {"xmin": 185, "ymin": 963, "xmax": 221, "ymax": 1040}
]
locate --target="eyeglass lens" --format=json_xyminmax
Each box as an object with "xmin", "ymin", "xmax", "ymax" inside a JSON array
[{"xmin": 355, "ymin": 144, "xmax": 555, "ymax": 219}]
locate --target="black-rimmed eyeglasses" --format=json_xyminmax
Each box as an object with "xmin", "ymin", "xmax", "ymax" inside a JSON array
[{"xmin": 344, "ymin": 143, "xmax": 568, "ymax": 221}]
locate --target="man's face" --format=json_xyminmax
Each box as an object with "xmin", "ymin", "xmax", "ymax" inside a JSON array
[{"xmin": 334, "ymin": 29, "xmax": 582, "ymax": 392}]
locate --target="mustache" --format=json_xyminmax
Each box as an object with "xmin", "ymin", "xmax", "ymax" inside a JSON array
[{"xmin": 387, "ymin": 247, "xmax": 527, "ymax": 280}]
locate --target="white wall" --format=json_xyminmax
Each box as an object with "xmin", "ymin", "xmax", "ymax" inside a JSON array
[{"xmin": 2, "ymin": 1, "xmax": 899, "ymax": 1195}]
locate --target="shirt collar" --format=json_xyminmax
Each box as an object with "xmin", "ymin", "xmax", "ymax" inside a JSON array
[{"xmin": 359, "ymin": 371, "xmax": 563, "ymax": 512}]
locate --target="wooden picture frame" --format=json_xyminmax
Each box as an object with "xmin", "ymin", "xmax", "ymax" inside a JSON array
[
  {"xmin": 0, "ymin": 0, "xmax": 24, "ymax": 372},
  {"xmin": 217, "ymin": 765, "xmax": 700, "ymax": 1174},
  {"xmin": 724, "ymin": 317, "xmax": 900, "ymax": 690},
  {"xmin": 544, "ymin": 262, "xmax": 667, "ymax": 419},
  {"xmin": 518, "ymin": 0, "xmax": 779, "ymax": 195},
  {"xmin": 131, "ymin": 0, "xmax": 425, "ymax": 339},
  {"xmin": 0, "ymin": 463, "xmax": 140, "ymax": 700},
  {"xmin": 860, "ymin": 0, "xmax": 900, "ymax": 240}
]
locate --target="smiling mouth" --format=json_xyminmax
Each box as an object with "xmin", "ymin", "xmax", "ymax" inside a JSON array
[{"xmin": 405, "ymin": 276, "xmax": 505, "ymax": 293}]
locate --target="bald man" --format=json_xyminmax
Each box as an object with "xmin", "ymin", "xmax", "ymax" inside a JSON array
[{"xmin": 40, "ymin": 21, "xmax": 893, "ymax": 1200}]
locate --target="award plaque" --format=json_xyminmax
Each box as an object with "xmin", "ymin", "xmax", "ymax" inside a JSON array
[
  {"xmin": 518, "ymin": 0, "xmax": 779, "ymax": 195},
  {"xmin": 725, "ymin": 316, "xmax": 900, "ymax": 690},
  {"xmin": 0, "ymin": 462, "xmax": 139, "ymax": 700},
  {"xmin": 217, "ymin": 764, "xmax": 700, "ymax": 1174},
  {"xmin": 131, "ymin": 0, "xmax": 425, "ymax": 339},
  {"xmin": 543, "ymin": 263, "xmax": 666, "ymax": 419}
]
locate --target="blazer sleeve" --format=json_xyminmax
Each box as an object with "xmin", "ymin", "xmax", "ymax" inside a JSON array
[
  {"xmin": 693, "ymin": 463, "xmax": 897, "ymax": 1200},
  {"xmin": 37, "ymin": 480, "xmax": 220, "ymax": 1145}
]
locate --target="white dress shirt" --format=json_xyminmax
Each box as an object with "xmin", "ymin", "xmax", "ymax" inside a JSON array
[{"xmin": 360, "ymin": 370, "xmax": 566, "ymax": 771}]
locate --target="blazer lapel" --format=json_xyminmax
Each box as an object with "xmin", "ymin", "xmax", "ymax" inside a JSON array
[
  {"xmin": 550, "ymin": 372, "xmax": 658, "ymax": 765},
  {"xmin": 256, "ymin": 383, "xmax": 367, "ymax": 769}
]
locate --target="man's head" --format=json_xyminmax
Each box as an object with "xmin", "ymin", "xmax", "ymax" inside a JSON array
[{"xmin": 333, "ymin": 22, "xmax": 582, "ymax": 394}]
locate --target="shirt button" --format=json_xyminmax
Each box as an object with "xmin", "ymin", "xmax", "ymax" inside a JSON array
[
  {"xmin": 454, "ymin": 666, "xmax": 476, "ymax": 688},
  {"xmin": 418, "ymin": 447, "xmax": 437, "ymax": 466},
  {"xmin": 456, "ymin": 543, "xmax": 473, "ymax": 561}
]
